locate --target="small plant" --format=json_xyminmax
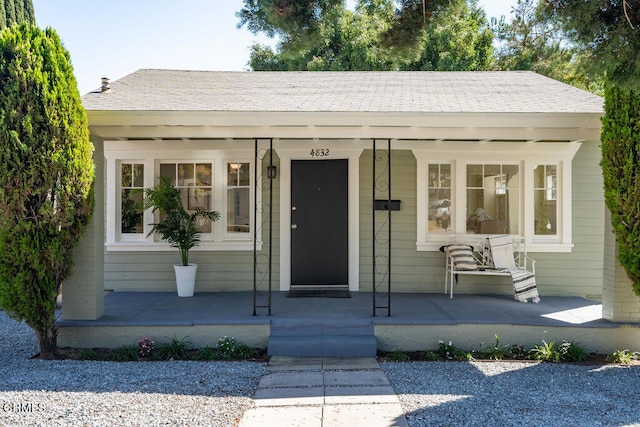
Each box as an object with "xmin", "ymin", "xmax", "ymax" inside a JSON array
[
  {"xmin": 557, "ymin": 341, "xmax": 588, "ymax": 363},
  {"xmin": 234, "ymin": 343, "xmax": 258, "ymax": 359},
  {"xmin": 194, "ymin": 346, "xmax": 218, "ymax": 361},
  {"xmin": 155, "ymin": 335, "xmax": 192, "ymax": 360},
  {"xmin": 509, "ymin": 344, "xmax": 529, "ymax": 359},
  {"xmin": 530, "ymin": 340, "xmax": 561, "ymax": 362},
  {"xmin": 388, "ymin": 349, "xmax": 409, "ymax": 362},
  {"xmin": 483, "ymin": 334, "xmax": 510, "ymax": 360},
  {"xmin": 217, "ymin": 336, "xmax": 239, "ymax": 360},
  {"xmin": 607, "ymin": 349, "xmax": 634, "ymax": 364},
  {"xmin": 143, "ymin": 176, "xmax": 220, "ymax": 266},
  {"xmin": 110, "ymin": 345, "xmax": 139, "ymax": 362},
  {"xmin": 137, "ymin": 337, "xmax": 155, "ymax": 358},
  {"xmin": 437, "ymin": 340, "xmax": 460, "ymax": 360},
  {"xmin": 422, "ymin": 350, "xmax": 441, "ymax": 361},
  {"xmin": 78, "ymin": 348, "xmax": 98, "ymax": 361}
]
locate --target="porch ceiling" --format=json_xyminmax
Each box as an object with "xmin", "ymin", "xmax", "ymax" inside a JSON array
[{"xmin": 87, "ymin": 111, "xmax": 601, "ymax": 142}]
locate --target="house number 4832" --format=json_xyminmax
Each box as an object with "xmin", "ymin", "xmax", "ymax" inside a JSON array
[{"xmin": 310, "ymin": 148, "xmax": 330, "ymax": 157}]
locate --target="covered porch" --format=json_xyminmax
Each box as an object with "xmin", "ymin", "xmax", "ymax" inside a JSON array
[{"xmin": 56, "ymin": 291, "xmax": 640, "ymax": 354}]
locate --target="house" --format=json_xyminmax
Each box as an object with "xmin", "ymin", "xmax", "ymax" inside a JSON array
[{"xmin": 58, "ymin": 70, "xmax": 640, "ymax": 352}]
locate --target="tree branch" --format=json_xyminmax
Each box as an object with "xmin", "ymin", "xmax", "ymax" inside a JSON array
[{"xmin": 623, "ymin": 0, "xmax": 635, "ymax": 29}]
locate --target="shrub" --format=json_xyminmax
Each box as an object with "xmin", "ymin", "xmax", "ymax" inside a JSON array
[
  {"xmin": 387, "ymin": 349, "xmax": 409, "ymax": 362},
  {"xmin": 601, "ymin": 86, "xmax": 640, "ymax": 295},
  {"xmin": 557, "ymin": 341, "xmax": 588, "ymax": 363},
  {"xmin": 78, "ymin": 349, "xmax": 98, "ymax": 361},
  {"xmin": 154, "ymin": 335, "xmax": 192, "ymax": 360},
  {"xmin": 483, "ymin": 334, "xmax": 510, "ymax": 360},
  {"xmin": 530, "ymin": 341, "xmax": 561, "ymax": 362},
  {"xmin": 607, "ymin": 349, "xmax": 635, "ymax": 365},
  {"xmin": 0, "ymin": 24, "xmax": 94, "ymax": 359},
  {"xmin": 110, "ymin": 345, "xmax": 139, "ymax": 362}
]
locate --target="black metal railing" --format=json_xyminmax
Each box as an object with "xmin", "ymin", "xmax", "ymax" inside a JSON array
[
  {"xmin": 253, "ymin": 138, "xmax": 274, "ymax": 316},
  {"xmin": 372, "ymin": 138, "xmax": 392, "ymax": 316}
]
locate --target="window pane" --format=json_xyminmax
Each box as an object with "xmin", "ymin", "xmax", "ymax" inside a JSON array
[
  {"xmin": 196, "ymin": 163, "xmax": 212, "ymax": 186},
  {"xmin": 159, "ymin": 164, "xmax": 176, "ymax": 185},
  {"xmin": 121, "ymin": 189, "xmax": 143, "ymax": 233},
  {"xmin": 183, "ymin": 188, "xmax": 212, "ymax": 233},
  {"xmin": 428, "ymin": 189, "xmax": 451, "ymax": 233},
  {"xmin": 121, "ymin": 164, "xmax": 132, "ymax": 187},
  {"xmin": 466, "ymin": 164, "xmax": 519, "ymax": 234},
  {"xmin": 228, "ymin": 163, "xmax": 250, "ymax": 186},
  {"xmin": 227, "ymin": 188, "xmax": 250, "ymax": 233},
  {"xmin": 121, "ymin": 163, "xmax": 144, "ymax": 235},
  {"xmin": 535, "ymin": 190, "xmax": 556, "ymax": 235},
  {"xmin": 534, "ymin": 165, "xmax": 557, "ymax": 236},
  {"xmin": 178, "ymin": 163, "xmax": 195, "ymax": 186},
  {"xmin": 133, "ymin": 164, "xmax": 144, "ymax": 187},
  {"xmin": 428, "ymin": 163, "xmax": 452, "ymax": 234},
  {"xmin": 466, "ymin": 164, "xmax": 483, "ymax": 187}
]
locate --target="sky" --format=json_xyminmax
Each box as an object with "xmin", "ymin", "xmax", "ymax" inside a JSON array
[{"xmin": 32, "ymin": 0, "xmax": 517, "ymax": 95}]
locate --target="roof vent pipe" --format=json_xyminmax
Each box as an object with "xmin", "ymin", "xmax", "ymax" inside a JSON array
[{"xmin": 101, "ymin": 77, "xmax": 110, "ymax": 93}]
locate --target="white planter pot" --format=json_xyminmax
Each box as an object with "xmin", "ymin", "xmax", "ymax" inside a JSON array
[{"xmin": 174, "ymin": 264, "xmax": 198, "ymax": 297}]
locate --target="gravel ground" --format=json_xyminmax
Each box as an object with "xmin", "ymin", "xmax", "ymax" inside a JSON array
[
  {"xmin": 0, "ymin": 311, "xmax": 266, "ymax": 427},
  {"xmin": 2, "ymin": 311, "xmax": 640, "ymax": 427},
  {"xmin": 381, "ymin": 361, "xmax": 640, "ymax": 427}
]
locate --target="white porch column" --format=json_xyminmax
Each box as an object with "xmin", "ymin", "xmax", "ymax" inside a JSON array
[
  {"xmin": 61, "ymin": 136, "xmax": 105, "ymax": 320},
  {"xmin": 602, "ymin": 209, "xmax": 640, "ymax": 322}
]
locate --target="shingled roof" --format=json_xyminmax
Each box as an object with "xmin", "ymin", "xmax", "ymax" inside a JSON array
[{"xmin": 82, "ymin": 69, "xmax": 603, "ymax": 115}]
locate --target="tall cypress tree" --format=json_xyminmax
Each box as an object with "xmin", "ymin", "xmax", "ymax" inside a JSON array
[
  {"xmin": 601, "ymin": 87, "xmax": 640, "ymax": 295},
  {"xmin": 1, "ymin": 0, "xmax": 35, "ymax": 29},
  {"xmin": 0, "ymin": 24, "xmax": 94, "ymax": 359},
  {"xmin": 549, "ymin": 1, "xmax": 640, "ymax": 294}
]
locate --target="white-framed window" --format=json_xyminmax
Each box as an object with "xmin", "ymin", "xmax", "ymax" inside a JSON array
[
  {"xmin": 414, "ymin": 141, "xmax": 579, "ymax": 252},
  {"xmin": 226, "ymin": 162, "xmax": 251, "ymax": 235},
  {"xmin": 105, "ymin": 142, "xmax": 257, "ymax": 251},
  {"xmin": 427, "ymin": 163, "xmax": 452, "ymax": 235},
  {"xmin": 533, "ymin": 164, "xmax": 558, "ymax": 237},
  {"xmin": 119, "ymin": 162, "xmax": 145, "ymax": 237},
  {"xmin": 465, "ymin": 163, "xmax": 520, "ymax": 235}
]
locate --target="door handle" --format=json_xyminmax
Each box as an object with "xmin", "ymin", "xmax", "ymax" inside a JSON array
[{"xmin": 291, "ymin": 224, "xmax": 298, "ymax": 230}]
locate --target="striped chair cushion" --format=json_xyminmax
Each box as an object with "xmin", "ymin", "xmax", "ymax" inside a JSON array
[{"xmin": 446, "ymin": 245, "xmax": 478, "ymax": 271}]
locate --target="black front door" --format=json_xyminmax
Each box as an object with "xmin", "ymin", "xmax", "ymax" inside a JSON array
[{"xmin": 291, "ymin": 159, "xmax": 348, "ymax": 286}]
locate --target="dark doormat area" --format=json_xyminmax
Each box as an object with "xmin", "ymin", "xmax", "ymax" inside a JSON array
[{"xmin": 287, "ymin": 289, "xmax": 352, "ymax": 298}]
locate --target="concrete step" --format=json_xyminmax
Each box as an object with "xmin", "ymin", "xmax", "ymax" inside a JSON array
[
  {"xmin": 267, "ymin": 335, "xmax": 377, "ymax": 357},
  {"xmin": 268, "ymin": 319, "xmax": 377, "ymax": 357}
]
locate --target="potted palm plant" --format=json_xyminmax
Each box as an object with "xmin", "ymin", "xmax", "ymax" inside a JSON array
[{"xmin": 143, "ymin": 176, "xmax": 220, "ymax": 297}]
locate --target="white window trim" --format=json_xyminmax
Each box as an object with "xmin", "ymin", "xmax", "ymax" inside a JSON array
[
  {"xmin": 413, "ymin": 141, "xmax": 581, "ymax": 253},
  {"xmin": 105, "ymin": 141, "xmax": 260, "ymax": 252}
]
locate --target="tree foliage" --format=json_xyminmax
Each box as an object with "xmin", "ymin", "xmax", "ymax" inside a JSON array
[
  {"xmin": 0, "ymin": 0, "xmax": 35, "ymax": 30},
  {"xmin": 0, "ymin": 24, "xmax": 94, "ymax": 359},
  {"xmin": 494, "ymin": 0, "xmax": 603, "ymax": 93},
  {"xmin": 247, "ymin": 0, "xmax": 494, "ymax": 71},
  {"xmin": 600, "ymin": 86, "xmax": 640, "ymax": 295},
  {"xmin": 546, "ymin": 0, "xmax": 640, "ymax": 91}
]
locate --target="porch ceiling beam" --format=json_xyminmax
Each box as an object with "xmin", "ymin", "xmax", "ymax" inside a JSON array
[
  {"xmin": 86, "ymin": 110, "xmax": 602, "ymax": 130},
  {"xmin": 89, "ymin": 125, "xmax": 600, "ymax": 142}
]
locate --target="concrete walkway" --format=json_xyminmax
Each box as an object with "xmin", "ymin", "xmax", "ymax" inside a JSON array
[{"xmin": 239, "ymin": 357, "xmax": 408, "ymax": 427}]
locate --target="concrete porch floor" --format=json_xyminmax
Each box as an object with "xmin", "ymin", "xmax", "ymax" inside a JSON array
[{"xmin": 57, "ymin": 292, "xmax": 640, "ymax": 354}]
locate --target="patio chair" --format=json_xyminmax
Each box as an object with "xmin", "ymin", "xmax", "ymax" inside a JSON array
[{"xmin": 486, "ymin": 235, "xmax": 540, "ymax": 303}]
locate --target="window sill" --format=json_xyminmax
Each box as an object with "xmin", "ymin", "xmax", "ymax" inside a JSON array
[
  {"xmin": 106, "ymin": 240, "xmax": 261, "ymax": 252},
  {"xmin": 416, "ymin": 240, "xmax": 574, "ymax": 253}
]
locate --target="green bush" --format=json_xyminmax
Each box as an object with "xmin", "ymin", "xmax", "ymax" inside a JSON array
[
  {"xmin": 557, "ymin": 341, "xmax": 588, "ymax": 363},
  {"xmin": 601, "ymin": 86, "xmax": 640, "ymax": 295},
  {"xmin": 110, "ymin": 345, "xmax": 139, "ymax": 362},
  {"xmin": 154, "ymin": 336, "xmax": 192, "ymax": 360},
  {"xmin": 0, "ymin": 24, "xmax": 94, "ymax": 359}
]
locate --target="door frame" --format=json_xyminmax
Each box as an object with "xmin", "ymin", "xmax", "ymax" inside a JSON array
[{"xmin": 276, "ymin": 142, "xmax": 363, "ymax": 291}]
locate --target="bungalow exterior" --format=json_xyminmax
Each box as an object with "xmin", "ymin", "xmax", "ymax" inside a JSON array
[{"xmin": 59, "ymin": 70, "xmax": 640, "ymax": 352}]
